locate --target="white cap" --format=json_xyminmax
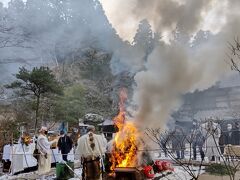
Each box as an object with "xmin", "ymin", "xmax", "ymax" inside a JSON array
[
  {"xmin": 39, "ymin": 126, "xmax": 48, "ymax": 132},
  {"xmin": 87, "ymin": 125, "xmax": 95, "ymax": 131}
]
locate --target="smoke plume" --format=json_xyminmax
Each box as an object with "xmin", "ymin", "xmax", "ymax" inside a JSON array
[
  {"xmin": 101, "ymin": 0, "xmax": 222, "ymax": 40},
  {"xmin": 117, "ymin": 0, "xmax": 240, "ymax": 129}
]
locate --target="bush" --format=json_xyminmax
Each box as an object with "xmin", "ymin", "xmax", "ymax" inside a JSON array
[{"xmin": 205, "ymin": 163, "xmax": 236, "ymax": 176}]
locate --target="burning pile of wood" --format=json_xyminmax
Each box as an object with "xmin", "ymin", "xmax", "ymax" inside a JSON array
[
  {"xmin": 109, "ymin": 89, "xmax": 140, "ymax": 171},
  {"xmin": 106, "ymin": 89, "xmax": 174, "ymax": 179}
]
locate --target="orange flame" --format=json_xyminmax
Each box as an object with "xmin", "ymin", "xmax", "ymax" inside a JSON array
[{"xmin": 110, "ymin": 88, "xmax": 139, "ymax": 170}]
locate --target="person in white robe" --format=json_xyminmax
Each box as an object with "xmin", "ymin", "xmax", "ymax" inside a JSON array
[
  {"xmin": 76, "ymin": 125, "xmax": 105, "ymax": 180},
  {"xmin": 201, "ymin": 119, "xmax": 221, "ymax": 162},
  {"xmin": 96, "ymin": 133, "xmax": 107, "ymax": 154},
  {"xmin": 37, "ymin": 126, "xmax": 58, "ymax": 179}
]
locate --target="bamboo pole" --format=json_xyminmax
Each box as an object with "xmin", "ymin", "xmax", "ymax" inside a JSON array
[{"xmin": 10, "ymin": 132, "xmax": 13, "ymax": 175}]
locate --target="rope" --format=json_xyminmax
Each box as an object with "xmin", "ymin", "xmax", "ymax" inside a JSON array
[
  {"xmin": 63, "ymin": 161, "xmax": 82, "ymax": 179},
  {"xmin": 0, "ymin": 146, "xmax": 239, "ymax": 155},
  {"xmin": 51, "ymin": 148, "xmax": 57, "ymax": 163},
  {"xmin": 1, "ymin": 143, "xmax": 240, "ymax": 158},
  {"xmin": 21, "ymin": 143, "xmax": 29, "ymax": 168}
]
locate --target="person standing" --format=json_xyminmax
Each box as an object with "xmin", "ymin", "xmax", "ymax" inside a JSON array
[
  {"xmin": 191, "ymin": 120, "xmax": 205, "ymax": 161},
  {"xmin": 171, "ymin": 126, "xmax": 186, "ymax": 160},
  {"xmin": 76, "ymin": 125, "xmax": 105, "ymax": 180},
  {"xmin": 37, "ymin": 126, "xmax": 58, "ymax": 179},
  {"xmin": 232, "ymin": 122, "xmax": 240, "ymax": 145},
  {"xmin": 57, "ymin": 130, "xmax": 73, "ymax": 162},
  {"xmin": 202, "ymin": 120, "xmax": 221, "ymax": 162},
  {"xmin": 159, "ymin": 131, "xmax": 169, "ymax": 158},
  {"xmin": 223, "ymin": 124, "xmax": 234, "ymax": 145}
]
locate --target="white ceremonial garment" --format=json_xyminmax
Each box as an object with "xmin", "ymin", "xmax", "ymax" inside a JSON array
[
  {"xmin": 3, "ymin": 144, "xmax": 11, "ymax": 160},
  {"xmin": 202, "ymin": 122, "xmax": 221, "ymax": 159},
  {"xmin": 76, "ymin": 132, "xmax": 104, "ymax": 159},
  {"xmin": 11, "ymin": 144, "xmax": 24, "ymax": 173},
  {"xmin": 96, "ymin": 134, "xmax": 107, "ymax": 154},
  {"xmin": 76, "ymin": 132, "xmax": 104, "ymax": 180},
  {"xmin": 37, "ymin": 134, "xmax": 56, "ymax": 175}
]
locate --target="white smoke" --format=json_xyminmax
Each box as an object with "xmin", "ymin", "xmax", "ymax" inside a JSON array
[
  {"xmin": 101, "ymin": 0, "xmax": 224, "ymax": 41},
  {"xmin": 132, "ymin": 39, "xmax": 229, "ymax": 129},
  {"xmin": 113, "ymin": 0, "xmax": 240, "ymax": 129}
]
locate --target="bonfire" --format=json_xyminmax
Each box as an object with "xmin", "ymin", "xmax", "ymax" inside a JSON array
[
  {"xmin": 110, "ymin": 88, "xmax": 140, "ymax": 170},
  {"xmin": 109, "ymin": 89, "xmax": 174, "ymax": 179}
]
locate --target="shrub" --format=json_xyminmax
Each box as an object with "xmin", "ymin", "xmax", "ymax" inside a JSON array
[{"xmin": 205, "ymin": 163, "xmax": 236, "ymax": 176}]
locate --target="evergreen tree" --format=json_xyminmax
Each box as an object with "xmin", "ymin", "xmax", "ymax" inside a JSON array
[
  {"xmin": 133, "ymin": 19, "xmax": 154, "ymax": 56},
  {"xmin": 171, "ymin": 27, "xmax": 190, "ymax": 45},
  {"xmin": 191, "ymin": 30, "xmax": 212, "ymax": 49},
  {"xmin": 7, "ymin": 66, "xmax": 63, "ymax": 133},
  {"xmin": 153, "ymin": 32, "xmax": 162, "ymax": 47}
]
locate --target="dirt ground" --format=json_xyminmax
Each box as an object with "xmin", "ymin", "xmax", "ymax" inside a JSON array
[{"xmin": 199, "ymin": 171, "xmax": 240, "ymax": 180}]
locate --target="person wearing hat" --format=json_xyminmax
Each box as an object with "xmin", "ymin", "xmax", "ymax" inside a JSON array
[
  {"xmin": 76, "ymin": 125, "xmax": 105, "ymax": 180},
  {"xmin": 37, "ymin": 126, "xmax": 58, "ymax": 178},
  {"xmin": 201, "ymin": 119, "xmax": 221, "ymax": 162},
  {"xmin": 57, "ymin": 130, "xmax": 73, "ymax": 162}
]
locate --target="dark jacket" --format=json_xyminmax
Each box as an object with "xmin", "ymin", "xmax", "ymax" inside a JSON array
[
  {"xmin": 57, "ymin": 135, "xmax": 73, "ymax": 154},
  {"xmin": 223, "ymin": 131, "xmax": 234, "ymax": 145},
  {"xmin": 171, "ymin": 129, "xmax": 186, "ymax": 151},
  {"xmin": 191, "ymin": 125, "xmax": 205, "ymax": 146},
  {"xmin": 232, "ymin": 128, "xmax": 240, "ymax": 145}
]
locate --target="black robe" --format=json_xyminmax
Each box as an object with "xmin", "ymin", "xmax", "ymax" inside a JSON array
[
  {"xmin": 232, "ymin": 128, "xmax": 240, "ymax": 145},
  {"xmin": 223, "ymin": 131, "xmax": 234, "ymax": 145},
  {"xmin": 57, "ymin": 135, "xmax": 73, "ymax": 154}
]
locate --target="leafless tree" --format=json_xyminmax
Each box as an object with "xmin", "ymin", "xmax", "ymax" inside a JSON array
[
  {"xmin": 0, "ymin": 86, "xmax": 4, "ymax": 99},
  {"xmin": 205, "ymin": 119, "xmax": 240, "ymax": 180},
  {"xmin": 228, "ymin": 37, "xmax": 240, "ymax": 72},
  {"xmin": 146, "ymin": 127, "xmax": 206, "ymax": 180},
  {"xmin": 0, "ymin": 110, "xmax": 17, "ymax": 155},
  {"xmin": 222, "ymin": 144, "xmax": 240, "ymax": 180},
  {"xmin": 228, "ymin": 106, "xmax": 240, "ymax": 120},
  {"xmin": 146, "ymin": 118, "xmax": 240, "ymax": 180},
  {"xmin": 0, "ymin": 23, "xmax": 28, "ymax": 49}
]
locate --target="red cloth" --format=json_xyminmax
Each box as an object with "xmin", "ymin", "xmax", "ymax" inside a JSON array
[
  {"xmin": 154, "ymin": 160, "xmax": 163, "ymax": 172},
  {"xmin": 161, "ymin": 161, "xmax": 174, "ymax": 171},
  {"xmin": 143, "ymin": 165, "xmax": 155, "ymax": 179}
]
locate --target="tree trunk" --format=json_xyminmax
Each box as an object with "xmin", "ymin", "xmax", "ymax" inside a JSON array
[{"xmin": 34, "ymin": 95, "xmax": 40, "ymax": 135}]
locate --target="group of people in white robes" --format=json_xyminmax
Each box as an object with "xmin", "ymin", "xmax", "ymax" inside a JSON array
[{"xmin": 36, "ymin": 125, "xmax": 107, "ymax": 180}]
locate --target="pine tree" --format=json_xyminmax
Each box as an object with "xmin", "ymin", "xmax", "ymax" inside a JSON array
[
  {"xmin": 133, "ymin": 19, "xmax": 154, "ymax": 59},
  {"xmin": 7, "ymin": 66, "xmax": 63, "ymax": 134}
]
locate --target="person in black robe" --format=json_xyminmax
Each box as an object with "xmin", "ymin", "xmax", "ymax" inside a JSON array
[
  {"xmin": 57, "ymin": 130, "xmax": 73, "ymax": 161},
  {"xmin": 232, "ymin": 122, "xmax": 240, "ymax": 145},
  {"xmin": 223, "ymin": 124, "xmax": 234, "ymax": 146}
]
